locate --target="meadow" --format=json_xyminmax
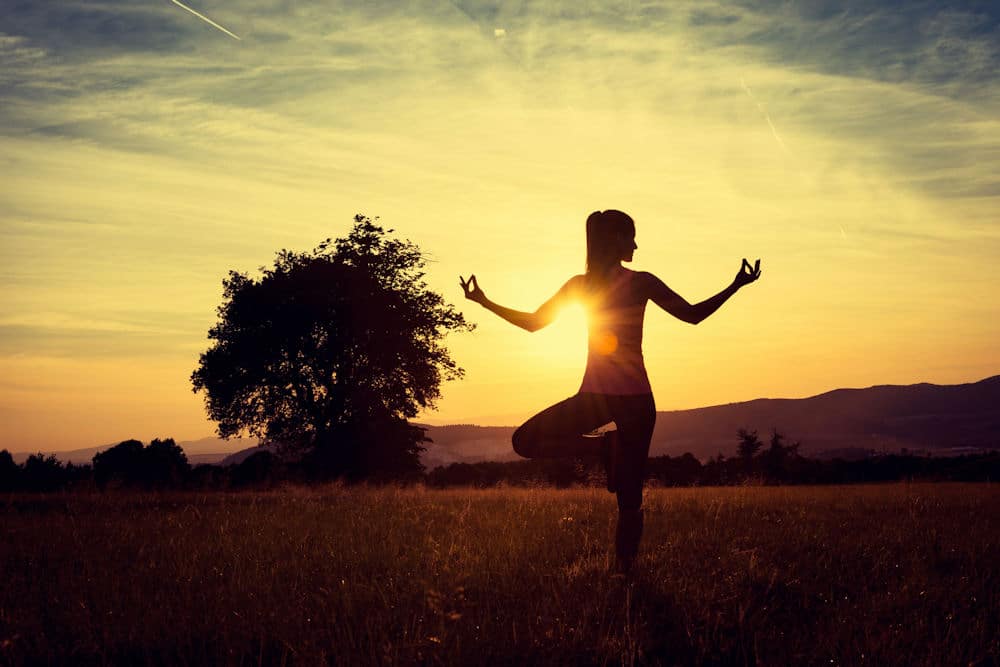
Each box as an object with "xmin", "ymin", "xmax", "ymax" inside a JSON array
[{"xmin": 1, "ymin": 484, "xmax": 997, "ymax": 666}]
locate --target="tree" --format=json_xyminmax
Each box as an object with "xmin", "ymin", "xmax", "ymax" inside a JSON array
[
  {"xmin": 229, "ymin": 450, "xmax": 279, "ymax": 488},
  {"xmin": 21, "ymin": 453, "xmax": 67, "ymax": 492},
  {"xmin": 144, "ymin": 438, "xmax": 190, "ymax": 487},
  {"xmin": 737, "ymin": 428, "xmax": 763, "ymax": 461},
  {"xmin": 0, "ymin": 450, "xmax": 17, "ymax": 491},
  {"xmin": 191, "ymin": 215, "xmax": 472, "ymax": 479},
  {"xmin": 92, "ymin": 438, "xmax": 188, "ymax": 489},
  {"xmin": 761, "ymin": 429, "xmax": 801, "ymax": 483},
  {"xmin": 93, "ymin": 439, "xmax": 145, "ymax": 489}
]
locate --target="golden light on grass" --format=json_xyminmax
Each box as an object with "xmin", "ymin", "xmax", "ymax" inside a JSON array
[{"xmin": 1, "ymin": 484, "xmax": 996, "ymax": 664}]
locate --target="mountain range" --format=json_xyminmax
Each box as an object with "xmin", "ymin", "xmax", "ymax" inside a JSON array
[
  {"xmin": 422, "ymin": 375, "xmax": 1000, "ymax": 467},
  {"xmin": 11, "ymin": 376, "xmax": 999, "ymax": 467}
]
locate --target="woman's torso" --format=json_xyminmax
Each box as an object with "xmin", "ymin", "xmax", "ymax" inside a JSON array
[{"xmin": 577, "ymin": 267, "xmax": 651, "ymax": 395}]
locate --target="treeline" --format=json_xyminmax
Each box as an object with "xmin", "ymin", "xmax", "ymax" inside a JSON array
[
  {"xmin": 427, "ymin": 450, "xmax": 1000, "ymax": 487},
  {"xmin": 0, "ymin": 439, "xmax": 291, "ymax": 493},
  {"xmin": 2, "ymin": 430, "xmax": 999, "ymax": 493},
  {"xmin": 427, "ymin": 429, "xmax": 1000, "ymax": 488}
]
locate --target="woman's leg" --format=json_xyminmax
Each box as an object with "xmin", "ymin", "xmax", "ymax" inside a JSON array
[
  {"xmin": 609, "ymin": 394, "xmax": 656, "ymax": 572},
  {"xmin": 511, "ymin": 393, "xmax": 612, "ymax": 459},
  {"xmin": 609, "ymin": 394, "xmax": 656, "ymax": 510}
]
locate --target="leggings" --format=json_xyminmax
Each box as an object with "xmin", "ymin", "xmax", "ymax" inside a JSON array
[{"xmin": 511, "ymin": 392, "xmax": 656, "ymax": 511}]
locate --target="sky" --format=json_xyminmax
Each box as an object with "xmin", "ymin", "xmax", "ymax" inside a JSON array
[{"xmin": 1, "ymin": 0, "xmax": 998, "ymax": 451}]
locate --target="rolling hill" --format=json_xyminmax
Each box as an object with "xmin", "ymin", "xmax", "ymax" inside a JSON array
[
  {"xmin": 420, "ymin": 375, "xmax": 1000, "ymax": 467},
  {"xmin": 12, "ymin": 376, "xmax": 999, "ymax": 467}
]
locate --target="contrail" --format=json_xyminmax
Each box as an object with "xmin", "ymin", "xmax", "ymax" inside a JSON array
[
  {"xmin": 741, "ymin": 77, "xmax": 787, "ymax": 153},
  {"xmin": 169, "ymin": 0, "xmax": 241, "ymax": 40}
]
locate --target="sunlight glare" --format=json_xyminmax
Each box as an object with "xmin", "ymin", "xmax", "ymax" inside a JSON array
[
  {"xmin": 591, "ymin": 330, "xmax": 618, "ymax": 356},
  {"xmin": 530, "ymin": 302, "xmax": 589, "ymax": 371}
]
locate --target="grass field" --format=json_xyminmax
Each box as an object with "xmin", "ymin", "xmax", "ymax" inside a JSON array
[{"xmin": 1, "ymin": 484, "xmax": 997, "ymax": 665}]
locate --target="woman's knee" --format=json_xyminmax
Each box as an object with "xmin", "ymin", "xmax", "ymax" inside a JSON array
[
  {"xmin": 511, "ymin": 425, "xmax": 536, "ymax": 458},
  {"xmin": 615, "ymin": 461, "xmax": 646, "ymax": 511}
]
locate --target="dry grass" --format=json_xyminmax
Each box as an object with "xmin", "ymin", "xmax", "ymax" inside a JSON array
[{"xmin": 1, "ymin": 484, "xmax": 998, "ymax": 665}]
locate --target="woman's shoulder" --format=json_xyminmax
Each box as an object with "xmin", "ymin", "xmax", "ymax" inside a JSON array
[
  {"xmin": 556, "ymin": 274, "xmax": 587, "ymax": 296},
  {"xmin": 623, "ymin": 269, "xmax": 669, "ymax": 298},
  {"xmin": 629, "ymin": 269, "xmax": 664, "ymax": 283},
  {"xmin": 622, "ymin": 268, "xmax": 657, "ymax": 285}
]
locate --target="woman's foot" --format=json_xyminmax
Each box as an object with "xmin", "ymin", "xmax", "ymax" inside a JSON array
[{"xmin": 602, "ymin": 430, "xmax": 619, "ymax": 493}]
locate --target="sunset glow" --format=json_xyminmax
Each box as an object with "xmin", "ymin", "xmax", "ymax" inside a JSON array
[{"xmin": 1, "ymin": 1, "xmax": 998, "ymax": 451}]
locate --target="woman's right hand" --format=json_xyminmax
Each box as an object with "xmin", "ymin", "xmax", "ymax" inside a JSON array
[{"xmin": 460, "ymin": 274, "xmax": 488, "ymax": 305}]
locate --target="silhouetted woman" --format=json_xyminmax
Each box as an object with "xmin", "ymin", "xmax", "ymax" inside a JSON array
[{"xmin": 461, "ymin": 210, "xmax": 761, "ymax": 572}]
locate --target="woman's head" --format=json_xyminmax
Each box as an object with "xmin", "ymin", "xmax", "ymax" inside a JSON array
[{"xmin": 586, "ymin": 209, "xmax": 636, "ymax": 275}]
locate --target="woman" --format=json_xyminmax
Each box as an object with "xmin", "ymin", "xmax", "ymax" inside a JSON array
[{"xmin": 460, "ymin": 209, "xmax": 761, "ymax": 572}]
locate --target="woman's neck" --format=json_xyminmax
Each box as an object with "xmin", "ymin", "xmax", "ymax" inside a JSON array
[{"xmin": 591, "ymin": 261, "xmax": 623, "ymax": 275}]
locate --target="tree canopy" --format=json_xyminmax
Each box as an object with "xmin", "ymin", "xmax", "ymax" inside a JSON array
[
  {"xmin": 92, "ymin": 438, "xmax": 189, "ymax": 489},
  {"xmin": 191, "ymin": 215, "xmax": 472, "ymax": 479}
]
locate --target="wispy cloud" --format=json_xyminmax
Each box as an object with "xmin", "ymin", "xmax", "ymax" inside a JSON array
[{"xmin": 740, "ymin": 76, "xmax": 788, "ymax": 153}]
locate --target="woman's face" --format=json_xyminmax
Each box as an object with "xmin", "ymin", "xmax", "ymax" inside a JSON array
[{"xmin": 619, "ymin": 230, "xmax": 637, "ymax": 262}]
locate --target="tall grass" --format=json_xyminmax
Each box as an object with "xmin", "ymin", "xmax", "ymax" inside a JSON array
[{"xmin": 1, "ymin": 484, "xmax": 997, "ymax": 665}]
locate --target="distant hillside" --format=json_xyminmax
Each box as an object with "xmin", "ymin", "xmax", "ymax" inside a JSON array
[
  {"xmin": 419, "ymin": 376, "xmax": 1000, "ymax": 466},
  {"xmin": 418, "ymin": 425, "xmax": 522, "ymax": 470},
  {"xmin": 12, "ymin": 376, "xmax": 998, "ymax": 467}
]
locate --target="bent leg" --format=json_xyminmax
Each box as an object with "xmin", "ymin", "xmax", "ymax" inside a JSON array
[{"xmin": 512, "ymin": 393, "xmax": 612, "ymax": 459}]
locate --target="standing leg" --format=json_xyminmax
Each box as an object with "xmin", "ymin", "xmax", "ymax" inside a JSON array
[
  {"xmin": 511, "ymin": 393, "xmax": 612, "ymax": 459},
  {"xmin": 614, "ymin": 509, "xmax": 644, "ymax": 574},
  {"xmin": 609, "ymin": 394, "xmax": 656, "ymax": 572}
]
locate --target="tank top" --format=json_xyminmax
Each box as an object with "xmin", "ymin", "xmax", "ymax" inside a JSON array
[{"xmin": 578, "ymin": 268, "xmax": 652, "ymax": 395}]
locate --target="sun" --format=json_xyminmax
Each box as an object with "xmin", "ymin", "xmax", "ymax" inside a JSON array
[{"xmin": 529, "ymin": 302, "xmax": 590, "ymax": 372}]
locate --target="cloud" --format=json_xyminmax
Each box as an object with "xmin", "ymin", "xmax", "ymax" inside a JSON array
[
  {"xmin": 1, "ymin": 3, "xmax": 191, "ymax": 55},
  {"xmin": 738, "ymin": 2, "xmax": 1000, "ymax": 92},
  {"xmin": 1, "ymin": 2, "xmax": 996, "ymax": 221},
  {"xmin": 0, "ymin": 2, "xmax": 995, "ymax": 244},
  {"xmin": 0, "ymin": 324, "xmax": 199, "ymax": 359}
]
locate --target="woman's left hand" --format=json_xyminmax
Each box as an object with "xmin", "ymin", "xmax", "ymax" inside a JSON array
[{"xmin": 734, "ymin": 258, "xmax": 761, "ymax": 287}]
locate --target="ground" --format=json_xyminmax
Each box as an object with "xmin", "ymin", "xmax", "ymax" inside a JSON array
[{"xmin": 1, "ymin": 484, "xmax": 997, "ymax": 665}]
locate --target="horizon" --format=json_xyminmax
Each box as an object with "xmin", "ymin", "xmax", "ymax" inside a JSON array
[
  {"xmin": 10, "ymin": 371, "xmax": 997, "ymax": 455},
  {"xmin": 2, "ymin": 1, "xmax": 999, "ymax": 452}
]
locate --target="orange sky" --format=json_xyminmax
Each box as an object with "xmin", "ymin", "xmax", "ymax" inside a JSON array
[{"xmin": 1, "ymin": 1, "xmax": 998, "ymax": 451}]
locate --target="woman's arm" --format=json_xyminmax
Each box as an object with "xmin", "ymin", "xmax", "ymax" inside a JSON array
[
  {"xmin": 646, "ymin": 259, "xmax": 761, "ymax": 325},
  {"xmin": 460, "ymin": 274, "xmax": 581, "ymax": 332}
]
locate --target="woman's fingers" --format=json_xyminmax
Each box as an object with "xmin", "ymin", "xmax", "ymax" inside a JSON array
[
  {"xmin": 738, "ymin": 258, "xmax": 761, "ymax": 280},
  {"xmin": 735, "ymin": 258, "xmax": 762, "ymax": 285},
  {"xmin": 459, "ymin": 274, "xmax": 483, "ymax": 299}
]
